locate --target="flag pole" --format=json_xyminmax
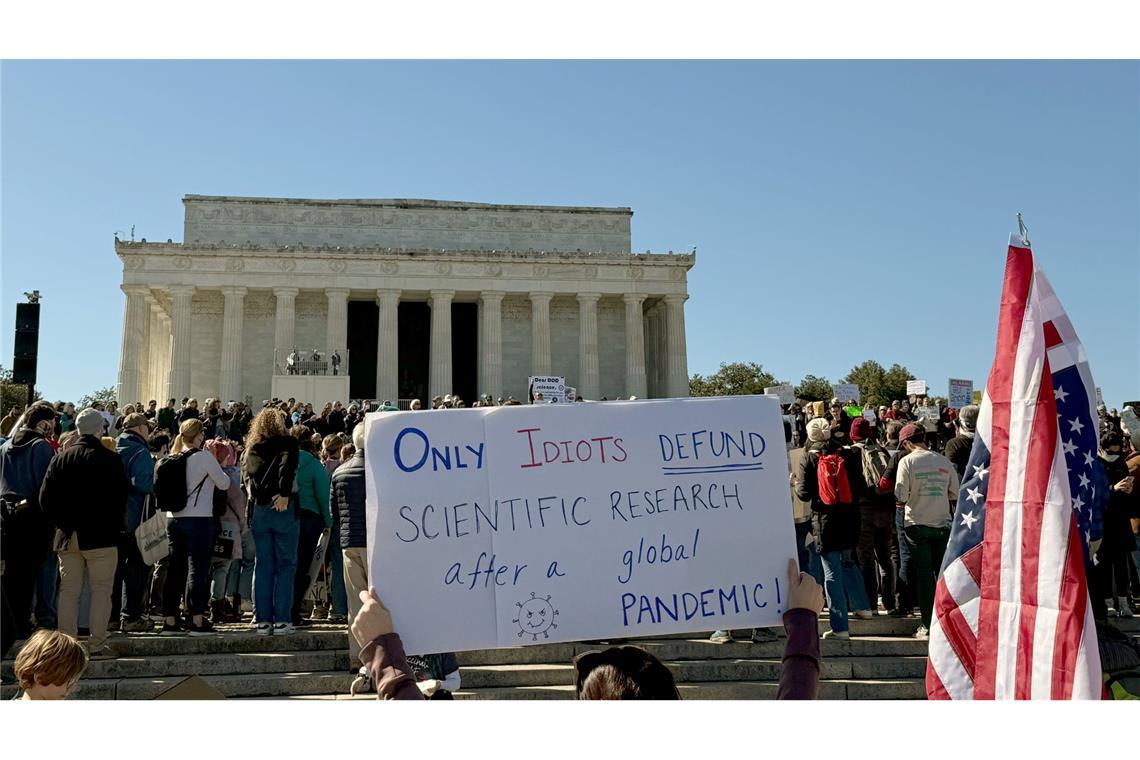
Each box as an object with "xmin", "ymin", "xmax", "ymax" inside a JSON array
[{"xmin": 1016, "ymin": 212, "xmax": 1031, "ymax": 247}]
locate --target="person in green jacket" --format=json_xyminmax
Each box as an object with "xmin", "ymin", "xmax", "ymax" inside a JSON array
[{"xmin": 290, "ymin": 424, "xmax": 332, "ymax": 626}]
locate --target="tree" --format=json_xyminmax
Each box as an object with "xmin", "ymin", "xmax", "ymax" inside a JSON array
[
  {"xmin": 689, "ymin": 362, "xmax": 779, "ymax": 397},
  {"xmin": 0, "ymin": 364, "xmax": 41, "ymax": 417},
  {"xmin": 842, "ymin": 360, "xmax": 915, "ymax": 408},
  {"xmin": 795, "ymin": 374, "xmax": 833, "ymax": 402},
  {"xmin": 78, "ymin": 386, "xmax": 118, "ymax": 409}
]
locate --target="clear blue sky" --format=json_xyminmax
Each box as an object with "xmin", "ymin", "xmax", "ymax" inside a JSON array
[{"xmin": 2, "ymin": 61, "xmax": 1137, "ymax": 405}]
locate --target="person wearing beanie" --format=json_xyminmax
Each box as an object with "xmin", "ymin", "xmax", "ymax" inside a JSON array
[
  {"xmin": 38, "ymin": 407, "xmax": 130, "ymax": 657},
  {"xmin": 850, "ymin": 416, "xmax": 899, "ymax": 616},
  {"xmin": 794, "ymin": 413, "xmax": 873, "ymax": 639},
  {"xmin": 894, "ymin": 422, "xmax": 960, "ymax": 640},
  {"xmin": 0, "ymin": 402, "xmax": 60, "ymax": 652},
  {"xmin": 943, "ymin": 404, "xmax": 979, "ymax": 480}
]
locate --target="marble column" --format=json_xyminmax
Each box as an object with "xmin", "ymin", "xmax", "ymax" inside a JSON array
[
  {"xmin": 375, "ymin": 288, "xmax": 401, "ymax": 403},
  {"xmin": 160, "ymin": 312, "xmax": 173, "ymax": 401},
  {"xmin": 273, "ymin": 287, "xmax": 299, "ymax": 373},
  {"xmin": 623, "ymin": 294, "xmax": 647, "ymax": 399},
  {"xmin": 480, "ymin": 290, "xmax": 505, "ymax": 399},
  {"xmin": 665, "ymin": 294, "xmax": 690, "ymax": 397},
  {"xmin": 643, "ymin": 301, "xmax": 659, "ymax": 398},
  {"xmin": 219, "ymin": 286, "xmax": 247, "ymax": 403},
  {"xmin": 136, "ymin": 296, "xmax": 152, "ymax": 404},
  {"xmin": 149, "ymin": 303, "xmax": 165, "ymax": 402},
  {"xmin": 429, "ymin": 289, "xmax": 454, "ymax": 399},
  {"xmin": 168, "ymin": 285, "xmax": 195, "ymax": 401},
  {"xmin": 530, "ymin": 291, "xmax": 553, "ymax": 376},
  {"xmin": 116, "ymin": 285, "xmax": 150, "ymax": 405},
  {"xmin": 577, "ymin": 292, "xmax": 601, "ymax": 401},
  {"xmin": 325, "ymin": 288, "xmax": 349, "ymax": 356}
]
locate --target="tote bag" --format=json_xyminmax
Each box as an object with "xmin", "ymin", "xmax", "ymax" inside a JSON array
[{"xmin": 135, "ymin": 494, "xmax": 170, "ymax": 566}]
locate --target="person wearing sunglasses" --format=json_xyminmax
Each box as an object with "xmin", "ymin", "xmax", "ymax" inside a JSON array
[{"xmin": 350, "ymin": 558, "xmax": 825, "ymax": 700}]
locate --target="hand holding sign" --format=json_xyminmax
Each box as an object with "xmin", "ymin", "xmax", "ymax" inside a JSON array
[
  {"xmin": 351, "ymin": 587, "xmax": 395, "ymax": 647},
  {"xmin": 785, "ymin": 558, "xmax": 824, "ymax": 616}
]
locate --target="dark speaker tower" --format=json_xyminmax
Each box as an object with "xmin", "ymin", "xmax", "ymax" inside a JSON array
[{"xmin": 12, "ymin": 303, "xmax": 40, "ymax": 395}]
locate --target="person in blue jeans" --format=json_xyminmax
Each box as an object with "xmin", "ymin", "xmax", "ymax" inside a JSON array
[
  {"xmin": 794, "ymin": 418, "xmax": 874, "ymax": 639},
  {"xmin": 225, "ymin": 528, "xmax": 256, "ymax": 615},
  {"xmin": 241, "ymin": 409, "xmax": 301, "ymax": 635}
]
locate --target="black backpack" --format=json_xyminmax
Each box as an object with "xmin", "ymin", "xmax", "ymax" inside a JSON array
[{"xmin": 153, "ymin": 451, "xmax": 210, "ymax": 513}]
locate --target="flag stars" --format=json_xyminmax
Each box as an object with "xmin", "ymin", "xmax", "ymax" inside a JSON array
[
  {"xmin": 1077, "ymin": 472, "xmax": 1090, "ymax": 491},
  {"xmin": 973, "ymin": 463, "xmax": 989, "ymax": 481},
  {"xmin": 1054, "ymin": 385, "xmax": 1069, "ymax": 404},
  {"xmin": 960, "ymin": 511, "xmax": 979, "ymax": 530},
  {"xmin": 966, "ymin": 487, "xmax": 983, "ymax": 505},
  {"xmin": 1068, "ymin": 417, "xmax": 1085, "ymax": 435},
  {"xmin": 1083, "ymin": 451, "xmax": 1094, "ymax": 468},
  {"xmin": 1072, "ymin": 494, "xmax": 1084, "ymax": 512},
  {"xmin": 1062, "ymin": 439, "xmax": 1077, "ymax": 456}
]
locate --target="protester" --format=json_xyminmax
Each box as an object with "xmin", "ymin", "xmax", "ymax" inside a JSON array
[
  {"xmin": 1096, "ymin": 430, "xmax": 1135, "ymax": 618},
  {"xmin": 850, "ymin": 417, "xmax": 898, "ymax": 615},
  {"xmin": 894, "ymin": 422, "xmax": 960, "ymax": 639},
  {"xmin": 11, "ymin": 629, "xmax": 89, "ymax": 700},
  {"xmin": 113, "ymin": 412, "xmax": 155, "ymax": 632},
  {"xmin": 290, "ymin": 424, "xmax": 332, "ymax": 627},
  {"xmin": 39, "ymin": 407, "xmax": 129, "ymax": 656},
  {"xmin": 0, "ymin": 403, "xmax": 58, "ymax": 652},
  {"xmin": 943, "ymin": 404, "xmax": 979, "ymax": 480},
  {"xmin": 332, "ymin": 423, "xmax": 370, "ymax": 681},
  {"xmin": 317, "ymin": 434, "xmax": 349, "ymax": 623},
  {"xmin": 205, "ymin": 438, "xmax": 248, "ymax": 624},
  {"xmin": 160, "ymin": 418, "xmax": 230, "ymax": 636},
  {"xmin": 242, "ymin": 409, "xmax": 300, "ymax": 635},
  {"xmin": 794, "ymin": 417, "xmax": 873, "ymax": 639}
]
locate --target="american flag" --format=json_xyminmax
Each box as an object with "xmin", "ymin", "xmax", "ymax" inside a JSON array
[{"xmin": 925, "ymin": 233, "xmax": 1102, "ymax": 700}]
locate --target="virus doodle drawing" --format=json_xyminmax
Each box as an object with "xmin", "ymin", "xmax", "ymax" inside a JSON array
[{"xmin": 512, "ymin": 592, "xmax": 560, "ymax": 641}]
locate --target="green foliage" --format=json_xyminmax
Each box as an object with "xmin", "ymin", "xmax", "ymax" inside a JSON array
[
  {"xmin": 689, "ymin": 362, "xmax": 779, "ymax": 397},
  {"xmin": 842, "ymin": 360, "xmax": 916, "ymax": 408},
  {"xmin": 794, "ymin": 374, "xmax": 833, "ymax": 402},
  {"xmin": 78, "ymin": 386, "xmax": 117, "ymax": 410},
  {"xmin": 0, "ymin": 364, "xmax": 39, "ymax": 417}
]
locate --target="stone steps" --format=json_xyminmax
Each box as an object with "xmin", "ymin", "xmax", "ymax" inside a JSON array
[{"xmin": 3, "ymin": 616, "xmax": 1134, "ymax": 700}]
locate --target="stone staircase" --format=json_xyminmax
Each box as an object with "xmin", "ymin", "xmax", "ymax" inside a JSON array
[{"xmin": 4, "ymin": 615, "xmax": 1137, "ymax": 700}]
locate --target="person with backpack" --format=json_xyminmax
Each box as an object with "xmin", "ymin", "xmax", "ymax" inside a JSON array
[
  {"xmin": 156, "ymin": 418, "xmax": 230, "ymax": 635},
  {"xmin": 794, "ymin": 417, "xmax": 873, "ymax": 639},
  {"xmin": 242, "ymin": 409, "xmax": 301, "ymax": 635},
  {"xmin": 38, "ymin": 408, "xmax": 129, "ymax": 656},
  {"xmin": 289, "ymin": 424, "xmax": 332, "ymax": 627},
  {"xmin": 113, "ymin": 413, "xmax": 155, "ymax": 633},
  {"xmin": 894, "ymin": 422, "xmax": 960, "ymax": 640},
  {"xmin": 849, "ymin": 417, "xmax": 898, "ymax": 615}
]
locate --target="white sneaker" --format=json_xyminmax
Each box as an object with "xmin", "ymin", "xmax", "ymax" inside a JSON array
[
  {"xmin": 1105, "ymin": 599, "xmax": 1119, "ymax": 618},
  {"xmin": 255, "ymin": 623, "xmax": 273, "ymax": 636},
  {"xmin": 821, "ymin": 630, "xmax": 850, "ymax": 640},
  {"xmin": 1118, "ymin": 599, "xmax": 1134, "ymax": 618},
  {"xmin": 273, "ymin": 623, "xmax": 296, "ymax": 636},
  {"xmin": 914, "ymin": 626, "xmax": 929, "ymax": 640},
  {"xmin": 854, "ymin": 609, "xmax": 874, "ymax": 620}
]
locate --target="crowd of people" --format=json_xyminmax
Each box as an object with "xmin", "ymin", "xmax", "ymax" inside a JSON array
[{"xmin": 1, "ymin": 389, "xmax": 1137, "ymax": 700}]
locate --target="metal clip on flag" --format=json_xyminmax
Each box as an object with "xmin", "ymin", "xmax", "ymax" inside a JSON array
[{"xmin": 925, "ymin": 222, "xmax": 1102, "ymax": 700}]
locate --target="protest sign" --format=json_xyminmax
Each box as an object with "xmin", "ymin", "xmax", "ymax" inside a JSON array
[
  {"xmin": 1095, "ymin": 387, "xmax": 1104, "ymax": 406},
  {"xmin": 764, "ymin": 384, "xmax": 796, "ymax": 405},
  {"xmin": 917, "ymin": 405, "xmax": 940, "ymax": 422},
  {"xmin": 565, "ymin": 386, "xmax": 577, "ymax": 403},
  {"xmin": 906, "ymin": 379, "xmax": 927, "ymax": 396},
  {"xmin": 948, "ymin": 378, "xmax": 973, "ymax": 409},
  {"xmin": 528, "ymin": 376, "xmax": 566, "ymax": 403},
  {"xmin": 831, "ymin": 383, "xmax": 861, "ymax": 403},
  {"xmin": 364, "ymin": 396, "xmax": 796, "ymax": 654},
  {"xmin": 972, "ymin": 390, "xmax": 983, "ymax": 404}
]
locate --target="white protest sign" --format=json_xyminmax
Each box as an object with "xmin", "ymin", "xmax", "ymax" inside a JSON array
[
  {"xmin": 365, "ymin": 397, "xmax": 796, "ymax": 654},
  {"xmin": 831, "ymin": 383, "xmax": 861, "ymax": 403},
  {"xmin": 565, "ymin": 386, "xmax": 577, "ymax": 403},
  {"xmin": 906, "ymin": 379, "xmax": 927, "ymax": 396},
  {"xmin": 948, "ymin": 378, "xmax": 973, "ymax": 409},
  {"xmin": 764, "ymin": 384, "xmax": 796, "ymax": 405},
  {"xmin": 1095, "ymin": 387, "xmax": 1104, "ymax": 406},
  {"xmin": 917, "ymin": 405, "xmax": 940, "ymax": 422},
  {"xmin": 528, "ymin": 375, "xmax": 566, "ymax": 403}
]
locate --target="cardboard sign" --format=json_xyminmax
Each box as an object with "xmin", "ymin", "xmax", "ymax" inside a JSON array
[
  {"xmin": 528, "ymin": 376, "xmax": 567, "ymax": 403},
  {"xmin": 764, "ymin": 384, "xmax": 796, "ymax": 405},
  {"xmin": 831, "ymin": 383, "xmax": 861, "ymax": 403},
  {"xmin": 948, "ymin": 378, "xmax": 973, "ymax": 410},
  {"xmin": 917, "ymin": 405, "xmax": 941, "ymax": 422},
  {"xmin": 364, "ymin": 397, "xmax": 796, "ymax": 654},
  {"xmin": 906, "ymin": 380, "xmax": 927, "ymax": 396}
]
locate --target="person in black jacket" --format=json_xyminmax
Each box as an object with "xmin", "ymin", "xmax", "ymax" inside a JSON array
[
  {"xmin": 943, "ymin": 404, "xmax": 979, "ymax": 481},
  {"xmin": 39, "ymin": 408, "xmax": 129, "ymax": 656},
  {"xmin": 242, "ymin": 409, "xmax": 300, "ymax": 635},
  {"xmin": 332, "ymin": 423, "xmax": 369, "ymax": 675},
  {"xmin": 794, "ymin": 417, "xmax": 873, "ymax": 639}
]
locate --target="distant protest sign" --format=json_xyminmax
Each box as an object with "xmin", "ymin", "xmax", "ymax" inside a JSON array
[
  {"xmin": 948, "ymin": 378, "xmax": 973, "ymax": 409},
  {"xmin": 364, "ymin": 397, "xmax": 797, "ymax": 654},
  {"xmin": 972, "ymin": 390, "xmax": 983, "ymax": 404},
  {"xmin": 764, "ymin": 384, "xmax": 795, "ymax": 405},
  {"xmin": 917, "ymin": 405, "xmax": 940, "ymax": 422},
  {"xmin": 831, "ymin": 383, "xmax": 861, "ymax": 403},
  {"xmin": 528, "ymin": 376, "xmax": 566, "ymax": 403},
  {"xmin": 564, "ymin": 386, "xmax": 577, "ymax": 403},
  {"xmin": 906, "ymin": 379, "xmax": 927, "ymax": 396}
]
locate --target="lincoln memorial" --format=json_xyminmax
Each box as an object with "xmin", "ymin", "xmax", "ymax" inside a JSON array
[{"xmin": 115, "ymin": 195, "xmax": 695, "ymax": 406}]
